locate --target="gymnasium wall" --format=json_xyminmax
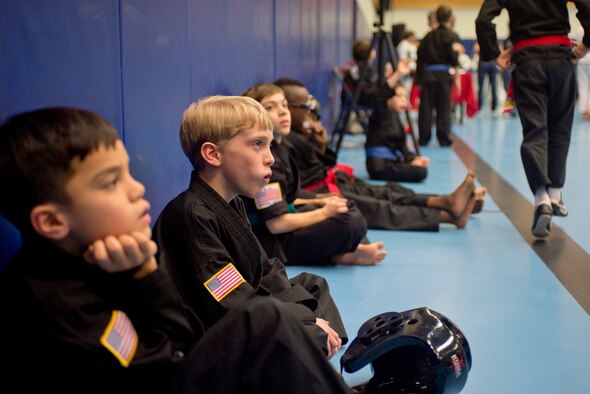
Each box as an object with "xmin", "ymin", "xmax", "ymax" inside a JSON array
[{"xmin": 0, "ymin": 0, "xmax": 361, "ymax": 266}]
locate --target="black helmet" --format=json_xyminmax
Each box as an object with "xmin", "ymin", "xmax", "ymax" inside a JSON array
[{"xmin": 341, "ymin": 307, "xmax": 471, "ymax": 394}]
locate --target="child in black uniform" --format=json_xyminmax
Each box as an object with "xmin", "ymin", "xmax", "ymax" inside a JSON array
[
  {"xmin": 242, "ymin": 83, "xmax": 387, "ymax": 266},
  {"xmin": 153, "ymin": 96, "xmax": 347, "ymax": 360},
  {"xmin": 0, "ymin": 107, "xmax": 352, "ymax": 393},
  {"xmin": 366, "ymin": 83, "xmax": 430, "ymax": 182},
  {"xmin": 476, "ymin": 0, "xmax": 590, "ymax": 238},
  {"xmin": 416, "ymin": 5, "xmax": 461, "ymax": 147}
]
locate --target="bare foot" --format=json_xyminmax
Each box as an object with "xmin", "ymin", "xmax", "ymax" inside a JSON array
[
  {"xmin": 332, "ymin": 242, "xmax": 387, "ymax": 266},
  {"xmin": 471, "ymin": 187, "xmax": 487, "ymax": 214},
  {"xmin": 428, "ymin": 171, "xmax": 475, "ymax": 217},
  {"xmin": 451, "ymin": 193, "xmax": 477, "ymax": 228}
]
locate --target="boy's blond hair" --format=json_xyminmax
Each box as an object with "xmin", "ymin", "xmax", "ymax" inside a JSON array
[{"xmin": 180, "ymin": 95, "xmax": 273, "ymax": 170}]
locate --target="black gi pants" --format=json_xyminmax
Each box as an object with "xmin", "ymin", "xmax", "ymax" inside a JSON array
[
  {"xmin": 418, "ymin": 80, "xmax": 453, "ymax": 146},
  {"xmin": 174, "ymin": 298, "xmax": 351, "ymax": 394},
  {"xmin": 282, "ymin": 201, "xmax": 367, "ymax": 266},
  {"xmin": 513, "ymin": 58, "xmax": 575, "ymax": 194}
]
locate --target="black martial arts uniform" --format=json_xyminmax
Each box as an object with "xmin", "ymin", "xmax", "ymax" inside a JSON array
[
  {"xmin": 0, "ymin": 235, "xmax": 352, "ymax": 393},
  {"xmin": 153, "ymin": 173, "xmax": 348, "ymax": 353},
  {"xmin": 416, "ymin": 25, "xmax": 460, "ymax": 146},
  {"xmin": 366, "ymin": 101, "xmax": 428, "ymax": 182},
  {"xmin": 244, "ymin": 140, "xmax": 367, "ymax": 266},
  {"xmin": 476, "ymin": 0, "xmax": 590, "ymax": 195},
  {"xmin": 284, "ymin": 131, "xmax": 440, "ymax": 231}
]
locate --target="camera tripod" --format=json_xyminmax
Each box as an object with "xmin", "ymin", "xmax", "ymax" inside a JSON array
[{"xmin": 331, "ymin": 0, "xmax": 419, "ymax": 156}]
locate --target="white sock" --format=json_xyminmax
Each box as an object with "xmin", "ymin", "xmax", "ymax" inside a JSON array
[
  {"xmin": 534, "ymin": 187, "xmax": 551, "ymax": 207},
  {"xmin": 548, "ymin": 187, "xmax": 561, "ymax": 203}
]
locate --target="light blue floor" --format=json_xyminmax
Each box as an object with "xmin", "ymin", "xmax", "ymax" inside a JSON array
[{"xmin": 287, "ymin": 109, "xmax": 590, "ymax": 393}]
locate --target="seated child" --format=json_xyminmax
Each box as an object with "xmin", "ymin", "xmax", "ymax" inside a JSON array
[
  {"xmin": 0, "ymin": 107, "xmax": 352, "ymax": 393},
  {"xmin": 275, "ymin": 78, "xmax": 487, "ymax": 231},
  {"xmin": 366, "ymin": 83, "xmax": 430, "ymax": 183},
  {"xmin": 242, "ymin": 83, "xmax": 387, "ymax": 266},
  {"xmin": 153, "ymin": 96, "xmax": 347, "ymax": 359}
]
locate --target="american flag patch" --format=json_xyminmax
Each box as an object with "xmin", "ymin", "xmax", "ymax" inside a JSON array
[
  {"xmin": 254, "ymin": 182, "xmax": 282, "ymax": 209},
  {"xmin": 100, "ymin": 310, "xmax": 138, "ymax": 367},
  {"xmin": 204, "ymin": 263, "xmax": 245, "ymax": 302}
]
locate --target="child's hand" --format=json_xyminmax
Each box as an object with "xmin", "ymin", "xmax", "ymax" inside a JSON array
[
  {"xmin": 572, "ymin": 42, "xmax": 589, "ymax": 61},
  {"xmin": 84, "ymin": 231, "xmax": 158, "ymax": 277},
  {"xmin": 495, "ymin": 48, "xmax": 512, "ymax": 70},
  {"xmin": 316, "ymin": 318, "xmax": 342, "ymax": 359},
  {"xmin": 411, "ymin": 156, "xmax": 430, "ymax": 167},
  {"xmin": 321, "ymin": 196, "xmax": 348, "ymax": 217}
]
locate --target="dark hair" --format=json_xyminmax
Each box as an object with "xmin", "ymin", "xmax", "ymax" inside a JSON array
[
  {"xmin": 0, "ymin": 107, "xmax": 119, "ymax": 231},
  {"xmin": 436, "ymin": 5, "xmax": 452, "ymax": 24},
  {"xmin": 273, "ymin": 78, "xmax": 305, "ymax": 88},
  {"xmin": 241, "ymin": 83, "xmax": 285, "ymax": 103},
  {"xmin": 351, "ymin": 39, "xmax": 372, "ymax": 62}
]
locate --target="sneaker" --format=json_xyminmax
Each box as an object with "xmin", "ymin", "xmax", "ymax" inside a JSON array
[
  {"xmin": 531, "ymin": 204, "xmax": 552, "ymax": 238},
  {"xmin": 551, "ymin": 199, "xmax": 568, "ymax": 217}
]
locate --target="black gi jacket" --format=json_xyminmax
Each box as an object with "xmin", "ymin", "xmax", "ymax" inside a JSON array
[
  {"xmin": 366, "ymin": 102, "xmax": 427, "ymax": 183},
  {"xmin": 476, "ymin": 0, "xmax": 590, "ymax": 64},
  {"xmin": 416, "ymin": 26, "xmax": 460, "ymax": 85},
  {"xmin": 153, "ymin": 173, "xmax": 346, "ymax": 349},
  {"xmin": 0, "ymin": 235, "xmax": 195, "ymax": 393}
]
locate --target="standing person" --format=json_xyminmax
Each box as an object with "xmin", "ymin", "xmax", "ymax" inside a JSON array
[
  {"xmin": 153, "ymin": 96, "xmax": 347, "ymax": 359},
  {"xmin": 366, "ymin": 83, "xmax": 429, "ymax": 182},
  {"xmin": 473, "ymin": 41, "xmax": 499, "ymax": 114},
  {"xmin": 0, "ymin": 107, "xmax": 352, "ymax": 394},
  {"xmin": 476, "ymin": 0, "xmax": 590, "ymax": 238},
  {"xmin": 416, "ymin": 5, "xmax": 461, "ymax": 147},
  {"xmin": 572, "ymin": 25, "xmax": 590, "ymax": 119},
  {"xmin": 242, "ymin": 83, "xmax": 387, "ymax": 266}
]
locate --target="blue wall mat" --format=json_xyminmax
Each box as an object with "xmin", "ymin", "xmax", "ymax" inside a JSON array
[
  {"xmin": 0, "ymin": 0, "xmax": 354, "ymax": 267},
  {"xmin": 0, "ymin": 1, "xmax": 123, "ymax": 128},
  {"xmin": 120, "ymin": 0, "xmax": 193, "ymax": 220}
]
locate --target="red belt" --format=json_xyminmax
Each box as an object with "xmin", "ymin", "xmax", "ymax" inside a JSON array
[
  {"xmin": 303, "ymin": 163, "xmax": 355, "ymax": 194},
  {"xmin": 505, "ymin": 35, "xmax": 572, "ymax": 107},
  {"xmin": 511, "ymin": 35, "xmax": 572, "ymax": 54}
]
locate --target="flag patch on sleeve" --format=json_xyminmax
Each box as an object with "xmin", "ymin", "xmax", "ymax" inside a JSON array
[
  {"xmin": 204, "ymin": 263, "xmax": 245, "ymax": 302},
  {"xmin": 100, "ymin": 310, "xmax": 138, "ymax": 367},
  {"xmin": 254, "ymin": 182, "xmax": 282, "ymax": 209}
]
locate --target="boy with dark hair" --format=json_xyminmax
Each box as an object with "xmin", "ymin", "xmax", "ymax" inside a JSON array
[
  {"xmin": 242, "ymin": 83, "xmax": 387, "ymax": 266},
  {"xmin": 153, "ymin": 96, "xmax": 347, "ymax": 360},
  {"xmin": 0, "ymin": 107, "xmax": 352, "ymax": 393},
  {"xmin": 476, "ymin": 0, "xmax": 590, "ymax": 238}
]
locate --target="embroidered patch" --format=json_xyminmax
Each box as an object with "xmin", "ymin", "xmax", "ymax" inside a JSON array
[
  {"xmin": 204, "ymin": 263, "xmax": 245, "ymax": 302},
  {"xmin": 100, "ymin": 310, "xmax": 138, "ymax": 367},
  {"xmin": 254, "ymin": 182, "xmax": 282, "ymax": 209}
]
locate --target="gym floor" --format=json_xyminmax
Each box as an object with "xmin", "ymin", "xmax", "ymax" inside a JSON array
[{"xmin": 287, "ymin": 109, "xmax": 590, "ymax": 393}]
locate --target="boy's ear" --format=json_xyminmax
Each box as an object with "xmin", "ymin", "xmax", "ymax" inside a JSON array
[
  {"xmin": 30, "ymin": 204, "xmax": 70, "ymax": 240},
  {"xmin": 200, "ymin": 141, "xmax": 222, "ymax": 167}
]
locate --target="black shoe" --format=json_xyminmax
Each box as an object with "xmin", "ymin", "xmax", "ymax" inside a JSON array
[
  {"xmin": 531, "ymin": 204, "xmax": 552, "ymax": 238},
  {"xmin": 551, "ymin": 199, "xmax": 568, "ymax": 217}
]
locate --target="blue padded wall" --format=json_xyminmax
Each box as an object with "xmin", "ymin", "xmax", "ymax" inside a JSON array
[{"xmin": 0, "ymin": 0, "xmax": 355, "ymax": 267}]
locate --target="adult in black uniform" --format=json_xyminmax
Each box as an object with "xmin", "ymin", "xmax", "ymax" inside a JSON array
[
  {"xmin": 366, "ymin": 83, "xmax": 429, "ymax": 182},
  {"xmin": 476, "ymin": 0, "xmax": 590, "ymax": 238},
  {"xmin": 153, "ymin": 96, "xmax": 347, "ymax": 360},
  {"xmin": 275, "ymin": 78, "xmax": 482, "ymax": 232},
  {"xmin": 416, "ymin": 5, "xmax": 461, "ymax": 147},
  {"xmin": 0, "ymin": 107, "xmax": 352, "ymax": 394},
  {"xmin": 242, "ymin": 83, "xmax": 387, "ymax": 266}
]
